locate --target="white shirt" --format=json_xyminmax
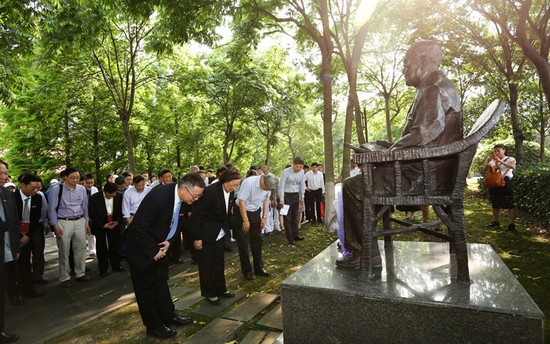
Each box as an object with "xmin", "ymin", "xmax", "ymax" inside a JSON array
[
  {"xmin": 489, "ymin": 156, "xmax": 515, "ymax": 179},
  {"xmin": 122, "ymin": 186, "xmax": 151, "ymax": 218},
  {"xmin": 216, "ymin": 188, "xmax": 229, "ymax": 241},
  {"xmin": 304, "ymin": 170, "xmax": 325, "ymax": 193},
  {"xmin": 104, "ymin": 195, "xmax": 114, "ymax": 215},
  {"xmin": 237, "ymin": 176, "xmax": 271, "ymax": 212},
  {"xmin": 278, "ymin": 167, "xmax": 306, "ymax": 202}
]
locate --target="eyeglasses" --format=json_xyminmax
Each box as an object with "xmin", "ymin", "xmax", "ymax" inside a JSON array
[{"xmin": 184, "ymin": 186, "xmax": 203, "ymax": 200}]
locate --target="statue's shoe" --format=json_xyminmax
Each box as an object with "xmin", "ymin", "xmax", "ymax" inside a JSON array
[
  {"xmin": 336, "ymin": 254, "xmax": 383, "ymax": 268},
  {"xmin": 336, "ymin": 255, "xmax": 360, "ymax": 268}
]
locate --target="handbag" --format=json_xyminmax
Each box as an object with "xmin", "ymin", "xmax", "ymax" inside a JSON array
[{"xmin": 484, "ymin": 159, "xmax": 510, "ymax": 188}]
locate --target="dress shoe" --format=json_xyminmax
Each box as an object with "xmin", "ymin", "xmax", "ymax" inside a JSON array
[
  {"xmin": 24, "ymin": 289, "xmax": 45, "ymax": 298},
  {"xmin": 255, "ymin": 268, "xmax": 271, "ymax": 277},
  {"xmin": 0, "ymin": 331, "xmax": 20, "ymax": 343},
  {"xmin": 221, "ymin": 291, "xmax": 235, "ymax": 298},
  {"xmin": 293, "ymin": 236, "xmax": 304, "ymax": 241},
  {"xmin": 34, "ymin": 278, "xmax": 49, "ymax": 284},
  {"xmin": 146, "ymin": 324, "xmax": 176, "ymax": 339},
  {"xmin": 9, "ymin": 295, "xmax": 24, "ymax": 306},
  {"xmin": 99, "ymin": 272, "xmax": 108, "ymax": 277},
  {"xmin": 169, "ymin": 314, "xmax": 193, "ymax": 326},
  {"xmin": 112, "ymin": 266, "xmax": 126, "ymax": 272},
  {"xmin": 335, "ymin": 255, "xmax": 360, "ymax": 269},
  {"xmin": 244, "ymin": 271, "xmax": 256, "ymax": 280},
  {"xmin": 60, "ymin": 280, "xmax": 72, "ymax": 288},
  {"xmin": 76, "ymin": 275, "xmax": 92, "ymax": 282},
  {"xmin": 206, "ymin": 297, "xmax": 221, "ymax": 305}
]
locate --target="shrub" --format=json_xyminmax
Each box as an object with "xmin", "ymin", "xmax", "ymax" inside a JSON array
[
  {"xmin": 471, "ymin": 139, "xmax": 550, "ymax": 177},
  {"xmin": 478, "ymin": 163, "xmax": 550, "ymax": 225}
]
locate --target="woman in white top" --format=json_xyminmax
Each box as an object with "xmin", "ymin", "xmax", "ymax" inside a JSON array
[{"xmin": 485, "ymin": 144, "xmax": 517, "ymax": 232}]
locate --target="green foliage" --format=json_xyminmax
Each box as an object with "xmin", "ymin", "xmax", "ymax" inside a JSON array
[
  {"xmin": 471, "ymin": 138, "xmax": 550, "ymax": 176},
  {"xmin": 512, "ymin": 164, "xmax": 550, "ymax": 224}
]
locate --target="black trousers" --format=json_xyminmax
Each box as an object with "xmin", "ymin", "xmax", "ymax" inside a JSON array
[
  {"xmin": 95, "ymin": 228, "xmax": 122, "ymax": 273},
  {"xmin": 19, "ymin": 227, "xmax": 45, "ymax": 281},
  {"xmin": 129, "ymin": 260, "xmax": 174, "ymax": 330},
  {"xmin": 342, "ymin": 174, "xmax": 381, "ymax": 257},
  {"xmin": 196, "ymin": 239, "xmax": 227, "ymax": 298},
  {"xmin": 283, "ymin": 192, "xmax": 300, "ymax": 242},
  {"xmin": 305, "ymin": 189, "xmax": 323, "ymax": 222},
  {"xmin": 234, "ymin": 209, "xmax": 263, "ymax": 274}
]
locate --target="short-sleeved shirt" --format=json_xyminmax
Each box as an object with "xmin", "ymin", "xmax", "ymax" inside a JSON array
[{"xmin": 237, "ymin": 176, "xmax": 271, "ymax": 212}]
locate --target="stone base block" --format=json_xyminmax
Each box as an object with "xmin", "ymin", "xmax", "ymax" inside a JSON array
[{"xmin": 281, "ymin": 241, "xmax": 544, "ymax": 343}]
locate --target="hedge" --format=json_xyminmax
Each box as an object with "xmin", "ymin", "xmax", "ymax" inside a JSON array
[{"xmin": 478, "ymin": 163, "xmax": 550, "ymax": 225}]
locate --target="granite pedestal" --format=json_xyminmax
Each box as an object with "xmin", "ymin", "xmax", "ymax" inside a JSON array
[{"xmin": 281, "ymin": 241, "xmax": 544, "ymax": 343}]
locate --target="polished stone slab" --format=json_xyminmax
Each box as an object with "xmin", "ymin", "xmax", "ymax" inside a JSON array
[
  {"xmin": 240, "ymin": 330, "xmax": 270, "ymax": 344},
  {"xmin": 185, "ymin": 318, "xmax": 242, "ymax": 344},
  {"xmin": 223, "ymin": 293, "xmax": 279, "ymax": 322},
  {"xmin": 256, "ymin": 303, "xmax": 283, "ymax": 330},
  {"xmin": 281, "ymin": 241, "xmax": 545, "ymax": 343},
  {"xmin": 169, "ymin": 284, "xmax": 194, "ymax": 298}
]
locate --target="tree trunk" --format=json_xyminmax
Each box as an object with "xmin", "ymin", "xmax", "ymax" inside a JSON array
[
  {"xmin": 120, "ymin": 110, "xmax": 136, "ymax": 173},
  {"xmin": 342, "ymin": 92, "xmax": 354, "ymax": 179},
  {"xmin": 175, "ymin": 115, "xmax": 181, "ymax": 171},
  {"xmin": 93, "ymin": 113, "xmax": 101, "ymax": 188},
  {"xmin": 265, "ymin": 137, "xmax": 272, "ymax": 166},
  {"xmin": 539, "ymin": 85, "xmax": 546, "ymax": 164},
  {"xmin": 508, "ymin": 83, "xmax": 524, "ymax": 165},
  {"xmin": 384, "ymin": 94, "xmax": 393, "ymax": 142},
  {"xmin": 319, "ymin": 0, "xmax": 335, "ymax": 234}
]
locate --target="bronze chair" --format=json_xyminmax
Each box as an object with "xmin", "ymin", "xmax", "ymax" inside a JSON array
[{"xmin": 353, "ymin": 99, "xmax": 506, "ymax": 283}]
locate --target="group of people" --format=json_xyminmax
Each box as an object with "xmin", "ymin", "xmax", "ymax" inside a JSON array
[
  {"xmin": 0, "ymin": 158, "xmax": 325, "ymax": 341},
  {"xmin": 0, "ymin": 38, "xmax": 519, "ymax": 342}
]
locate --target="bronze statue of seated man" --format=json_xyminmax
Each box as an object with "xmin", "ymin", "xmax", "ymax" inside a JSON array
[{"xmin": 337, "ymin": 40, "xmax": 463, "ymax": 268}]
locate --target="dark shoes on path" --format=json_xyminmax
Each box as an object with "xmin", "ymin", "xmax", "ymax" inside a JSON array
[{"xmin": 147, "ymin": 324, "xmax": 176, "ymax": 339}]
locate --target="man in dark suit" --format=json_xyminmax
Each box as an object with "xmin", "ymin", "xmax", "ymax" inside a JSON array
[
  {"xmin": 14, "ymin": 173, "xmax": 48, "ymax": 301},
  {"xmin": 0, "ymin": 159, "xmax": 20, "ymax": 343},
  {"xmin": 125, "ymin": 173, "xmax": 205, "ymax": 339},
  {"xmin": 89, "ymin": 182, "xmax": 125, "ymax": 277}
]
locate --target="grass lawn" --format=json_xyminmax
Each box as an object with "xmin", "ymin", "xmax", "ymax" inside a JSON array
[{"xmin": 46, "ymin": 182, "xmax": 549, "ymax": 343}]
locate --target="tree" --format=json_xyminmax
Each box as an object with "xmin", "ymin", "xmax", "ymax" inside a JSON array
[
  {"xmin": 247, "ymin": 0, "xmax": 337, "ymax": 231},
  {"xmin": 471, "ymin": 0, "xmax": 550, "ymax": 109},
  {"xmin": 0, "ymin": 0, "xmax": 36, "ymax": 104}
]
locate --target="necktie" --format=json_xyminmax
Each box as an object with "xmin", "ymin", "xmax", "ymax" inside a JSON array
[
  {"xmin": 165, "ymin": 201, "xmax": 182, "ymax": 241},
  {"xmin": 23, "ymin": 197, "xmax": 30, "ymax": 222}
]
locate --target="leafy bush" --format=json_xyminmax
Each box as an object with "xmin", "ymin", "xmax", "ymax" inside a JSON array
[
  {"xmin": 477, "ymin": 163, "xmax": 550, "ymax": 225},
  {"xmin": 471, "ymin": 139, "xmax": 550, "ymax": 176}
]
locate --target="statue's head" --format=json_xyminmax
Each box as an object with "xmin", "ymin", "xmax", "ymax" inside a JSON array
[{"xmin": 403, "ymin": 40, "xmax": 442, "ymax": 87}]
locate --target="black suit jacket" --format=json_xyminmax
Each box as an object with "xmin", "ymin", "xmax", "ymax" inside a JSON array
[
  {"xmin": 125, "ymin": 183, "xmax": 184, "ymax": 269},
  {"xmin": 14, "ymin": 190, "xmax": 44, "ymax": 232},
  {"xmin": 0, "ymin": 188, "xmax": 21, "ymax": 268},
  {"xmin": 191, "ymin": 182, "xmax": 233, "ymax": 244},
  {"xmin": 88, "ymin": 191, "xmax": 123, "ymax": 236}
]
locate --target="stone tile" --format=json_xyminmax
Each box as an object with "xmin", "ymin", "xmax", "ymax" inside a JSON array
[
  {"xmin": 256, "ymin": 303, "xmax": 282, "ymax": 330},
  {"xmin": 223, "ymin": 293, "xmax": 279, "ymax": 322},
  {"xmin": 263, "ymin": 331, "xmax": 283, "ymax": 344},
  {"xmin": 170, "ymin": 284, "xmax": 194, "ymax": 299},
  {"xmin": 174, "ymin": 290, "xmax": 203, "ymax": 311},
  {"xmin": 185, "ymin": 318, "xmax": 242, "ymax": 344},
  {"xmin": 272, "ymin": 332, "xmax": 284, "ymax": 344},
  {"xmin": 239, "ymin": 330, "xmax": 269, "ymax": 344},
  {"xmin": 192, "ymin": 290, "xmax": 247, "ymax": 317}
]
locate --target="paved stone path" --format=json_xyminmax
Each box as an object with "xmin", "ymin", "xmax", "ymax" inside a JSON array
[{"xmin": 6, "ymin": 235, "xmax": 285, "ymax": 343}]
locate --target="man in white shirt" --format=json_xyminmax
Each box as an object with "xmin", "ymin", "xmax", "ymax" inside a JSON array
[
  {"xmin": 304, "ymin": 162, "xmax": 325, "ymax": 224},
  {"xmin": 234, "ymin": 174, "xmax": 279, "ymax": 280},
  {"xmin": 278, "ymin": 157, "xmax": 306, "ymax": 244},
  {"xmin": 122, "ymin": 175, "xmax": 151, "ymax": 226}
]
